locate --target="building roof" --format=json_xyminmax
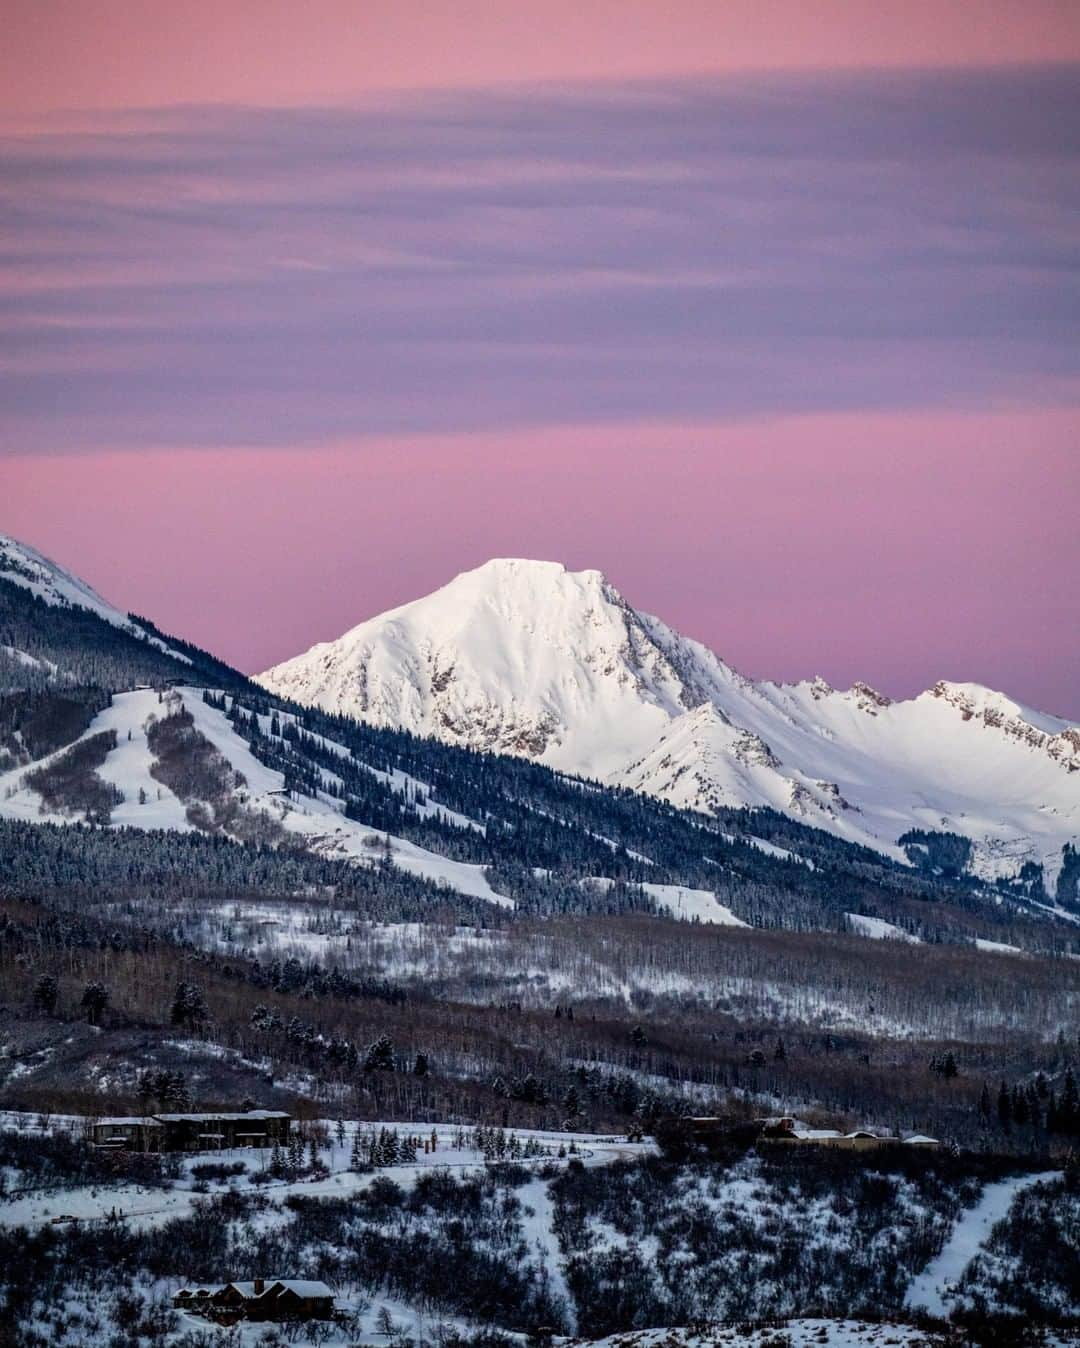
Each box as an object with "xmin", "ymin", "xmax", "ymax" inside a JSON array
[
  {"xmin": 903, "ymin": 1134, "xmax": 940, "ymax": 1144},
  {"xmin": 97, "ymin": 1117, "xmax": 162, "ymax": 1127},
  {"xmin": 153, "ymin": 1111, "xmax": 290, "ymax": 1122},
  {"xmin": 179, "ymin": 1279, "xmax": 335, "ymax": 1301},
  {"xmin": 271, "ymin": 1280, "xmax": 335, "ymax": 1299}
]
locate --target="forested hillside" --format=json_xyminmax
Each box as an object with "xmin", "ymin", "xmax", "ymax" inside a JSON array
[{"xmin": 1, "ymin": 538, "xmax": 1078, "ymax": 1166}]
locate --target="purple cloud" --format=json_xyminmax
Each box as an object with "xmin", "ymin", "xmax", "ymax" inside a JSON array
[{"xmin": 0, "ymin": 65, "xmax": 1077, "ymax": 453}]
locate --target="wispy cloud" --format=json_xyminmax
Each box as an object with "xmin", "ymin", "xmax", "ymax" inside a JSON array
[{"xmin": 2, "ymin": 67, "xmax": 1078, "ymax": 452}]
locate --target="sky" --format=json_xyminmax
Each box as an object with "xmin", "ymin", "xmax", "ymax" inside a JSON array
[{"xmin": 2, "ymin": 1, "xmax": 1079, "ymax": 714}]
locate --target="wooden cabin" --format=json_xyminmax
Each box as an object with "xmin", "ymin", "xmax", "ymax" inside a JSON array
[{"xmin": 173, "ymin": 1278, "xmax": 335, "ymax": 1322}]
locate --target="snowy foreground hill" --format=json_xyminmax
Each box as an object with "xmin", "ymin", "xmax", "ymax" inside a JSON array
[
  {"xmin": 258, "ymin": 558, "xmax": 1080, "ymax": 887},
  {"xmin": 1, "ymin": 1112, "xmax": 1076, "ymax": 1346}
]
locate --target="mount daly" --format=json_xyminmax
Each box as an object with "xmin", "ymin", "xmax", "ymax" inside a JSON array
[{"xmin": 258, "ymin": 559, "xmax": 1080, "ymax": 886}]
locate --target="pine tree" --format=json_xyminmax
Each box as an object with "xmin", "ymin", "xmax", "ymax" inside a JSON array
[
  {"xmin": 997, "ymin": 1080, "xmax": 1012, "ymax": 1132},
  {"xmin": 364, "ymin": 1034, "xmax": 395, "ymax": 1072},
  {"xmin": 170, "ymin": 980, "xmax": 208, "ymax": 1032},
  {"xmin": 1062, "ymin": 1070, "xmax": 1079, "ymax": 1138},
  {"xmin": 80, "ymin": 981, "xmax": 109, "ymax": 1027},
  {"xmin": 563, "ymin": 1086, "xmax": 582, "ymax": 1121},
  {"xmin": 31, "ymin": 974, "xmax": 58, "ymax": 1015},
  {"xmin": 978, "ymin": 1082, "xmax": 992, "ymax": 1121},
  {"xmin": 288, "ymin": 1133, "xmax": 304, "ymax": 1174}
]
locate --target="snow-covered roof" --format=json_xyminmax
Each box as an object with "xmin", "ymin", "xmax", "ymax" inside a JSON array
[
  {"xmin": 97, "ymin": 1117, "xmax": 161, "ymax": 1127},
  {"xmin": 271, "ymin": 1280, "xmax": 335, "ymax": 1299},
  {"xmin": 221, "ymin": 1279, "xmax": 335, "ymax": 1300},
  {"xmin": 903, "ymin": 1134, "xmax": 939, "ymax": 1144},
  {"xmin": 153, "ymin": 1111, "xmax": 289, "ymax": 1122}
]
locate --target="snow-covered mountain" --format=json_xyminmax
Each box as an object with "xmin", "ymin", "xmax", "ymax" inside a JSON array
[
  {"xmin": 257, "ymin": 559, "xmax": 1080, "ymax": 885},
  {"xmin": 0, "ymin": 533, "xmax": 191, "ymax": 665}
]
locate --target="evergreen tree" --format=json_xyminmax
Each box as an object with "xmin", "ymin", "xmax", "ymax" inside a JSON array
[
  {"xmin": 169, "ymin": 980, "xmax": 208, "ymax": 1032},
  {"xmin": 978, "ymin": 1082, "xmax": 992, "ymax": 1121},
  {"xmin": 288, "ymin": 1133, "xmax": 304, "ymax": 1174},
  {"xmin": 997, "ymin": 1080, "xmax": 1012, "ymax": 1132},
  {"xmin": 1061, "ymin": 1070, "xmax": 1079, "ymax": 1138},
  {"xmin": 364, "ymin": 1034, "xmax": 395, "ymax": 1072},
  {"xmin": 80, "ymin": 981, "xmax": 109, "ymax": 1027},
  {"xmin": 31, "ymin": 974, "xmax": 58, "ymax": 1015}
]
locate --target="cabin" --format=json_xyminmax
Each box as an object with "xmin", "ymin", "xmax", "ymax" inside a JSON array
[
  {"xmin": 173, "ymin": 1278, "xmax": 336, "ymax": 1323},
  {"xmin": 92, "ymin": 1109, "xmax": 290, "ymax": 1153}
]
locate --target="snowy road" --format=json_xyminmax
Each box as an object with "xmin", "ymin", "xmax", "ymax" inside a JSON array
[{"xmin": 905, "ymin": 1169, "xmax": 1059, "ymax": 1315}]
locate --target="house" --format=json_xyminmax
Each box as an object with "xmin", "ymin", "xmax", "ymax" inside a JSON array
[
  {"xmin": 248, "ymin": 1280, "xmax": 336, "ymax": 1322},
  {"xmin": 92, "ymin": 1117, "xmax": 164, "ymax": 1152},
  {"xmin": 173, "ymin": 1278, "xmax": 336, "ymax": 1322},
  {"xmin": 92, "ymin": 1109, "xmax": 290, "ymax": 1153},
  {"xmin": 758, "ymin": 1117, "xmax": 937, "ymax": 1150}
]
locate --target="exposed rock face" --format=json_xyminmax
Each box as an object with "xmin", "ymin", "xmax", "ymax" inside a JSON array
[{"xmin": 258, "ymin": 559, "xmax": 1080, "ymax": 884}]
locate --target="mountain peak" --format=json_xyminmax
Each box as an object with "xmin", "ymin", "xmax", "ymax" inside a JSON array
[
  {"xmin": 0, "ymin": 532, "xmax": 129, "ymax": 630},
  {"xmin": 258, "ymin": 560, "xmax": 1080, "ymax": 886},
  {"xmin": 451, "ymin": 557, "xmax": 612, "ymax": 596}
]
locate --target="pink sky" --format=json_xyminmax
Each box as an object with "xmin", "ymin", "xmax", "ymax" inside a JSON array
[
  {"xmin": 5, "ymin": 1, "xmax": 1079, "ymax": 124},
  {"xmin": 2, "ymin": 2, "xmax": 1078, "ymax": 715},
  {"xmin": 4, "ymin": 410, "xmax": 1078, "ymax": 715}
]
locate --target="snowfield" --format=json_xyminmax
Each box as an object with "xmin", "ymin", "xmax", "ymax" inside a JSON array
[
  {"xmin": 565, "ymin": 1323, "xmax": 961, "ymax": 1348},
  {"xmin": 846, "ymin": 913, "xmax": 921, "ymax": 943},
  {"xmin": 0, "ymin": 1113, "xmax": 647, "ymax": 1234},
  {"xmin": 257, "ymin": 558, "xmax": 1080, "ymax": 886}
]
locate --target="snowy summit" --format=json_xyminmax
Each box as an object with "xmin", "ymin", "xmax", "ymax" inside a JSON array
[{"xmin": 258, "ymin": 558, "xmax": 1080, "ymax": 886}]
